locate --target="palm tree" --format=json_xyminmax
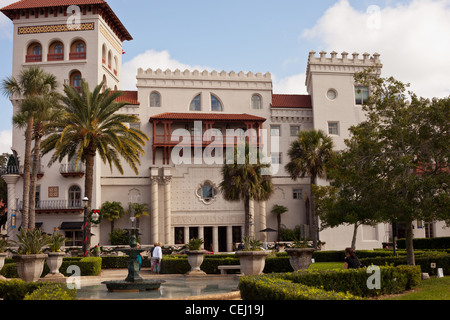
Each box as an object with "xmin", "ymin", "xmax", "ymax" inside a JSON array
[
  {"xmin": 127, "ymin": 202, "xmax": 149, "ymax": 231},
  {"xmin": 100, "ymin": 201, "xmax": 124, "ymax": 234},
  {"xmin": 41, "ymin": 80, "xmax": 149, "ymax": 249},
  {"xmin": 285, "ymin": 129, "xmax": 335, "ymax": 249},
  {"xmin": 220, "ymin": 143, "xmax": 273, "ymax": 238},
  {"xmin": 2, "ymin": 66, "xmax": 59, "ymax": 230},
  {"xmin": 271, "ymin": 204, "xmax": 288, "ymax": 241}
]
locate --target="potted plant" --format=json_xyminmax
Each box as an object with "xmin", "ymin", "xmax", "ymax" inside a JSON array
[
  {"xmin": 12, "ymin": 228, "xmax": 51, "ymax": 282},
  {"xmin": 185, "ymin": 238, "xmax": 207, "ymax": 276},
  {"xmin": 285, "ymin": 239, "xmax": 315, "ymax": 271},
  {"xmin": 0, "ymin": 238, "xmax": 9, "ymax": 280},
  {"xmin": 235, "ymin": 237, "xmax": 270, "ymax": 275},
  {"xmin": 44, "ymin": 232, "xmax": 68, "ymax": 280}
]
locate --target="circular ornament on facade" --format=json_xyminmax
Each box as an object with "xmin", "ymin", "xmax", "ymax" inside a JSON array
[{"xmin": 327, "ymin": 89, "xmax": 337, "ymax": 100}]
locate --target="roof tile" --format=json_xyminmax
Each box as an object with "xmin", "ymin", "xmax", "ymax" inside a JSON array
[{"xmin": 271, "ymin": 94, "xmax": 312, "ymax": 108}]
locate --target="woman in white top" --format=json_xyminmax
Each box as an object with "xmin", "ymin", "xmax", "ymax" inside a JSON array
[{"xmin": 151, "ymin": 242, "xmax": 163, "ymax": 273}]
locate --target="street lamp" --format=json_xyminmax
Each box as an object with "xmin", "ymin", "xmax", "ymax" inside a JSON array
[{"xmin": 82, "ymin": 196, "xmax": 89, "ymax": 257}]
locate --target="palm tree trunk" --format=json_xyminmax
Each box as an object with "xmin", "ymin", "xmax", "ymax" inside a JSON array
[
  {"xmin": 21, "ymin": 116, "xmax": 34, "ymax": 230},
  {"xmin": 405, "ymin": 221, "xmax": 415, "ymax": 265},
  {"xmin": 244, "ymin": 196, "xmax": 250, "ymax": 238},
  {"xmin": 277, "ymin": 213, "xmax": 281, "ymax": 241},
  {"xmin": 310, "ymin": 176, "xmax": 318, "ymax": 249},
  {"xmin": 84, "ymin": 150, "xmax": 95, "ymax": 250},
  {"xmin": 28, "ymin": 135, "xmax": 42, "ymax": 231}
]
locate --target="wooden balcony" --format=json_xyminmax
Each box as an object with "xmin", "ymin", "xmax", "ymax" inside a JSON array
[
  {"xmin": 47, "ymin": 53, "xmax": 64, "ymax": 61},
  {"xmin": 69, "ymin": 52, "xmax": 86, "ymax": 60}
]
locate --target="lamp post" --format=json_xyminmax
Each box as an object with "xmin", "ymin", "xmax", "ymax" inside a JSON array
[{"xmin": 82, "ymin": 196, "xmax": 89, "ymax": 257}]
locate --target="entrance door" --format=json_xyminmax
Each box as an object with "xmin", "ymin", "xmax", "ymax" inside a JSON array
[
  {"xmin": 204, "ymin": 227, "xmax": 213, "ymax": 252},
  {"xmin": 218, "ymin": 227, "xmax": 227, "ymax": 252}
]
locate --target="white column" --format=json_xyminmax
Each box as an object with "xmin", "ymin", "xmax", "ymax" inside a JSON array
[
  {"xmin": 150, "ymin": 168, "xmax": 159, "ymax": 244},
  {"xmin": 163, "ymin": 176, "xmax": 172, "ymax": 245},
  {"xmin": 198, "ymin": 227, "xmax": 204, "ymax": 249},
  {"xmin": 2, "ymin": 174, "xmax": 20, "ymax": 240},
  {"xmin": 259, "ymin": 201, "xmax": 267, "ymax": 242},
  {"xmin": 226, "ymin": 226, "xmax": 233, "ymax": 252},
  {"xmin": 184, "ymin": 226, "xmax": 189, "ymax": 244},
  {"xmin": 212, "ymin": 226, "xmax": 219, "ymax": 253}
]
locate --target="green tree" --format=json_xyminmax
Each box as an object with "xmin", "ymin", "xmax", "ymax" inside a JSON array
[
  {"xmin": 2, "ymin": 66, "xmax": 59, "ymax": 230},
  {"xmin": 41, "ymin": 80, "xmax": 149, "ymax": 249},
  {"xmin": 285, "ymin": 130, "xmax": 335, "ymax": 249},
  {"xmin": 220, "ymin": 143, "xmax": 273, "ymax": 238},
  {"xmin": 100, "ymin": 201, "xmax": 124, "ymax": 234},
  {"xmin": 341, "ymin": 69, "xmax": 450, "ymax": 265},
  {"xmin": 271, "ymin": 204, "xmax": 288, "ymax": 241}
]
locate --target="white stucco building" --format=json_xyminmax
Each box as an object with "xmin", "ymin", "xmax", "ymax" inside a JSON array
[{"xmin": 1, "ymin": 0, "xmax": 448, "ymax": 252}]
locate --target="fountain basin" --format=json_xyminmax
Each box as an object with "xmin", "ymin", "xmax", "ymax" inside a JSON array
[{"xmin": 102, "ymin": 279, "xmax": 165, "ymax": 292}]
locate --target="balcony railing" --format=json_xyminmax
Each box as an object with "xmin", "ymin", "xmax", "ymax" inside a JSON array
[
  {"xmin": 47, "ymin": 53, "xmax": 64, "ymax": 61},
  {"xmin": 25, "ymin": 54, "xmax": 42, "ymax": 62},
  {"xmin": 69, "ymin": 52, "xmax": 86, "ymax": 60},
  {"xmin": 19, "ymin": 165, "xmax": 44, "ymax": 179},
  {"xmin": 154, "ymin": 134, "xmax": 260, "ymax": 146},
  {"xmin": 0, "ymin": 165, "xmax": 19, "ymax": 175},
  {"xmin": 60, "ymin": 163, "xmax": 85, "ymax": 178}
]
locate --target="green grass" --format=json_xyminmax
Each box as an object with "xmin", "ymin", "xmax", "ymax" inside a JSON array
[
  {"xmin": 383, "ymin": 276, "xmax": 450, "ymax": 300},
  {"xmin": 309, "ymin": 262, "xmax": 344, "ymax": 270}
]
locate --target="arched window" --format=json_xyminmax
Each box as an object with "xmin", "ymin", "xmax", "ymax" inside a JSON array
[
  {"xmin": 68, "ymin": 185, "xmax": 81, "ymax": 208},
  {"xmin": 211, "ymin": 95, "xmax": 223, "ymax": 111},
  {"xmin": 70, "ymin": 71, "xmax": 82, "ymax": 92},
  {"xmin": 70, "ymin": 40, "xmax": 86, "ymax": 60},
  {"xmin": 252, "ymin": 94, "xmax": 262, "ymax": 109},
  {"xmin": 26, "ymin": 42, "xmax": 42, "ymax": 62},
  {"xmin": 190, "ymin": 94, "xmax": 201, "ymax": 111},
  {"xmin": 150, "ymin": 91, "xmax": 161, "ymax": 107},
  {"xmin": 48, "ymin": 41, "xmax": 64, "ymax": 61}
]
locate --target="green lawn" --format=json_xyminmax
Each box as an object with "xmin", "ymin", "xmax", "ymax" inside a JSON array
[
  {"xmin": 382, "ymin": 276, "xmax": 450, "ymax": 300},
  {"xmin": 309, "ymin": 262, "xmax": 344, "ymax": 270}
]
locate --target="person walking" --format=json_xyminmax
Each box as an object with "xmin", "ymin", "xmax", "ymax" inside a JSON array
[{"xmin": 151, "ymin": 242, "xmax": 163, "ymax": 274}]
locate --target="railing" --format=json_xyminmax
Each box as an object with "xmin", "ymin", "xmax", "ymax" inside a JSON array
[
  {"xmin": 154, "ymin": 134, "xmax": 260, "ymax": 146},
  {"xmin": 47, "ymin": 53, "xmax": 64, "ymax": 61},
  {"xmin": 18, "ymin": 199, "xmax": 83, "ymax": 210},
  {"xmin": 69, "ymin": 52, "xmax": 86, "ymax": 60},
  {"xmin": 60, "ymin": 163, "xmax": 85, "ymax": 174},
  {"xmin": 0, "ymin": 166, "xmax": 19, "ymax": 175},
  {"xmin": 19, "ymin": 165, "xmax": 44, "ymax": 175},
  {"xmin": 25, "ymin": 54, "xmax": 42, "ymax": 62}
]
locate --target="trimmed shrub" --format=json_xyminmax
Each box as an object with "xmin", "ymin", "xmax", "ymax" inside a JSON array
[
  {"xmin": 24, "ymin": 282, "xmax": 76, "ymax": 300},
  {"xmin": 396, "ymin": 237, "xmax": 450, "ymax": 250},
  {"xmin": 239, "ymin": 265, "xmax": 421, "ymax": 300},
  {"xmin": 239, "ymin": 276, "xmax": 362, "ymax": 300},
  {"xmin": 0, "ymin": 279, "xmax": 44, "ymax": 300}
]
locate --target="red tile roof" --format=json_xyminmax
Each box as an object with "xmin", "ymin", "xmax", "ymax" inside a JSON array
[
  {"xmin": 271, "ymin": 94, "xmax": 312, "ymax": 108},
  {"xmin": 112, "ymin": 90, "xmax": 140, "ymax": 105},
  {"xmin": 150, "ymin": 113, "xmax": 266, "ymax": 122},
  {"xmin": 1, "ymin": 0, "xmax": 132, "ymax": 41}
]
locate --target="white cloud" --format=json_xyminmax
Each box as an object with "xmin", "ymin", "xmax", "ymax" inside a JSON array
[
  {"xmin": 0, "ymin": 130, "xmax": 12, "ymax": 155},
  {"xmin": 121, "ymin": 49, "xmax": 212, "ymax": 90},
  {"xmin": 273, "ymin": 73, "xmax": 307, "ymax": 94},
  {"xmin": 301, "ymin": 0, "xmax": 450, "ymax": 99}
]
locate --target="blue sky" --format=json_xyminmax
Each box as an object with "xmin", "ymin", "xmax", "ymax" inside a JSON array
[{"xmin": 0, "ymin": 0, "xmax": 449, "ymax": 153}]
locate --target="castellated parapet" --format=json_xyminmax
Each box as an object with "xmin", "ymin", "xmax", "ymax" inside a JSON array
[
  {"xmin": 306, "ymin": 51, "xmax": 382, "ymax": 86},
  {"xmin": 136, "ymin": 68, "xmax": 273, "ymax": 90}
]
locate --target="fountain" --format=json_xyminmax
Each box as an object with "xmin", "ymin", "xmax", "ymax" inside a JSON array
[{"xmin": 102, "ymin": 229, "xmax": 165, "ymax": 292}]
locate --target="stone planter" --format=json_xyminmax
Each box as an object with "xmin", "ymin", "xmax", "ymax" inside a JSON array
[
  {"xmin": 13, "ymin": 254, "xmax": 48, "ymax": 282},
  {"xmin": 0, "ymin": 252, "xmax": 8, "ymax": 280},
  {"xmin": 186, "ymin": 250, "xmax": 207, "ymax": 276},
  {"xmin": 235, "ymin": 250, "xmax": 270, "ymax": 275},
  {"xmin": 285, "ymin": 248, "xmax": 315, "ymax": 271},
  {"xmin": 44, "ymin": 252, "xmax": 66, "ymax": 281}
]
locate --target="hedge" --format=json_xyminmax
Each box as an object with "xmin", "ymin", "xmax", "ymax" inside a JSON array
[
  {"xmin": 0, "ymin": 257, "xmax": 102, "ymax": 279},
  {"xmin": 239, "ymin": 276, "xmax": 362, "ymax": 300},
  {"xmin": 239, "ymin": 265, "xmax": 421, "ymax": 300},
  {"xmin": 0, "ymin": 280, "xmax": 76, "ymax": 300},
  {"xmin": 361, "ymin": 253, "xmax": 450, "ymax": 275},
  {"xmin": 396, "ymin": 237, "xmax": 450, "ymax": 250}
]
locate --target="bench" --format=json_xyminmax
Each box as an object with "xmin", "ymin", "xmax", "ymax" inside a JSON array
[{"xmin": 218, "ymin": 265, "xmax": 241, "ymax": 275}]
